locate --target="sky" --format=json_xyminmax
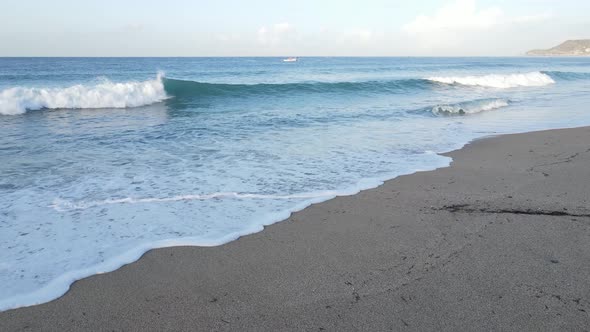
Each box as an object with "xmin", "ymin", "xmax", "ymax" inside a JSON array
[{"xmin": 0, "ymin": 0, "xmax": 588, "ymax": 56}]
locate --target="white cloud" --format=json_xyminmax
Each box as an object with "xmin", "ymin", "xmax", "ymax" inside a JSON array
[
  {"xmin": 402, "ymin": 0, "xmax": 554, "ymax": 53},
  {"xmin": 257, "ymin": 22, "xmax": 296, "ymax": 46},
  {"xmin": 403, "ymin": 0, "xmax": 503, "ymax": 48},
  {"xmin": 512, "ymin": 12, "xmax": 553, "ymax": 24}
]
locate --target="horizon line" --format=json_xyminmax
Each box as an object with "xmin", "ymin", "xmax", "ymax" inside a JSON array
[{"xmin": 0, "ymin": 55, "xmax": 540, "ymax": 58}]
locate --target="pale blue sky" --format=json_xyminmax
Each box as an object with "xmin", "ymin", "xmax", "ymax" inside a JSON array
[{"xmin": 0, "ymin": 0, "xmax": 588, "ymax": 56}]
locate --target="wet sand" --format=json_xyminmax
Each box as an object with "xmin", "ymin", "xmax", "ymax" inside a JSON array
[{"xmin": 1, "ymin": 126, "xmax": 590, "ymax": 331}]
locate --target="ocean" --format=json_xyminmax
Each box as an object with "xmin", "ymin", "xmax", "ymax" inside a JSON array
[{"xmin": 1, "ymin": 57, "xmax": 590, "ymax": 310}]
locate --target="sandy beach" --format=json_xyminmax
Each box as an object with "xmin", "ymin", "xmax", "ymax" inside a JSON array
[{"xmin": 1, "ymin": 126, "xmax": 590, "ymax": 331}]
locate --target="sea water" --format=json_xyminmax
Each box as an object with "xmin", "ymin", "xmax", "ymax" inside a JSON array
[{"xmin": 1, "ymin": 57, "xmax": 590, "ymax": 310}]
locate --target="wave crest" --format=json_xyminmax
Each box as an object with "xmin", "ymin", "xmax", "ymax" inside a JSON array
[
  {"xmin": 427, "ymin": 72, "xmax": 555, "ymax": 88},
  {"xmin": 542, "ymin": 70, "xmax": 590, "ymax": 81},
  {"xmin": 431, "ymin": 98, "xmax": 510, "ymax": 116},
  {"xmin": 162, "ymin": 77, "xmax": 430, "ymax": 98},
  {"xmin": 0, "ymin": 73, "xmax": 167, "ymax": 115}
]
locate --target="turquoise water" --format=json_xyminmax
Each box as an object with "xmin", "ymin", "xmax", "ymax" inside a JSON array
[{"xmin": 1, "ymin": 57, "xmax": 590, "ymax": 310}]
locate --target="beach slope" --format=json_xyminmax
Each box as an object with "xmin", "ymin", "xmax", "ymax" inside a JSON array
[{"xmin": 1, "ymin": 126, "xmax": 590, "ymax": 331}]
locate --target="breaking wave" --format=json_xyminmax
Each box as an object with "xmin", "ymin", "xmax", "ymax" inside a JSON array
[
  {"xmin": 4, "ymin": 69, "xmax": 580, "ymax": 116},
  {"xmin": 427, "ymin": 71, "xmax": 555, "ymax": 88},
  {"xmin": 431, "ymin": 98, "xmax": 510, "ymax": 116},
  {"xmin": 0, "ymin": 73, "xmax": 167, "ymax": 115}
]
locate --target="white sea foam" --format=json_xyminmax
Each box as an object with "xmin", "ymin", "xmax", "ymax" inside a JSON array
[
  {"xmin": 50, "ymin": 191, "xmax": 347, "ymax": 212},
  {"xmin": 427, "ymin": 72, "xmax": 555, "ymax": 88},
  {"xmin": 432, "ymin": 98, "xmax": 510, "ymax": 116},
  {"xmin": 0, "ymin": 170, "xmax": 452, "ymax": 311},
  {"xmin": 0, "ymin": 73, "xmax": 167, "ymax": 115}
]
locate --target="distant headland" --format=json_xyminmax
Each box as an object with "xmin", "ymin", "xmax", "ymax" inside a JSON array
[{"xmin": 527, "ymin": 39, "xmax": 590, "ymax": 56}]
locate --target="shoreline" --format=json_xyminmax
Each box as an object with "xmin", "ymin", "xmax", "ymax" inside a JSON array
[
  {"xmin": 0, "ymin": 125, "xmax": 566, "ymax": 313},
  {"xmin": 2, "ymin": 126, "xmax": 590, "ymax": 330},
  {"xmin": 0, "ymin": 151, "xmax": 452, "ymax": 312}
]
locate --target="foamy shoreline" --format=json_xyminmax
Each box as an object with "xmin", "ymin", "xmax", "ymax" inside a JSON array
[{"xmin": 2, "ymin": 126, "xmax": 590, "ymax": 330}]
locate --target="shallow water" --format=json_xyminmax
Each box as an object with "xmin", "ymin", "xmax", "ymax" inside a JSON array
[{"xmin": 1, "ymin": 57, "xmax": 590, "ymax": 310}]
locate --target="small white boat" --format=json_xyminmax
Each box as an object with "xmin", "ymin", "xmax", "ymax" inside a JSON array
[{"xmin": 283, "ymin": 57, "xmax": 298, "ymax": 62}]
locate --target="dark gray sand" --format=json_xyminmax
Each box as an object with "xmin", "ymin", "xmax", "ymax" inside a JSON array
[{"xmin": 2, "ymin": 127, "xmax": 590, "ymax": 331}]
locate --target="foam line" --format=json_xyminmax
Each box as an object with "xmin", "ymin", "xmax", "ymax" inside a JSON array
[{"xmin": 51, "ymin": 190, "xmax": 357, "ymax": 211}]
